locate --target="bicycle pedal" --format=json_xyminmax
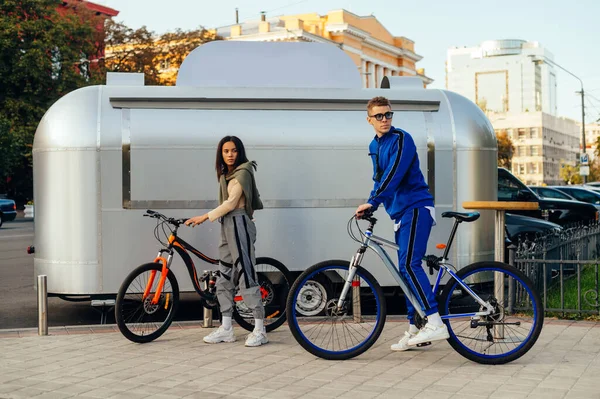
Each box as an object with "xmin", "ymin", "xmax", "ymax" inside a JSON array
[{"xmin": 416, "ymin": 341, "xmax": 432, "ymax": 347}]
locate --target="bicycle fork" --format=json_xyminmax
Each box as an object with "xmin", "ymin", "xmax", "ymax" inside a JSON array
[
  {"xmin": 144, "ymin": 250, "xmax": 174, "ymax": 306},
  {"xmin": 335, "ymin": 248, "xmax": 366, "ymax": 322}
]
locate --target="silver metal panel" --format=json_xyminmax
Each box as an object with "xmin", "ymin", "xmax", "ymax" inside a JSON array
[
  {"xmin": 176, "ymin": 41, "xmax": 363, "ymax": 89},
  {"xmin": 32, "ymin": 86, "xmax": 102, "ymax": 294},
  {"xmin": 110, "ymin": 98, "xmax": 440, "ymax": 112},
  {"xmin": 451, "ymin": 88, "xmax": 498, "ymax": 267},
  {"xmin": 121, "ymin": 109, "xmax": 131, "ymax": 209},
  {"xmin": 32, "ymin": 149, "xmax": 101, "ymax": 292}
]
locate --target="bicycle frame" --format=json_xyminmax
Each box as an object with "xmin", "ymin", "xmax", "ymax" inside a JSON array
[
  {"xmin": 338, "ymin": 220, "xmax": 494, "ymax": 319},
  {"xmin": 144, "ymin": 230, "xmax": 269, "ymax": 306},
  {"xmin": 144, "ymin": 231, "xmax": 219, "ymax": 305}
]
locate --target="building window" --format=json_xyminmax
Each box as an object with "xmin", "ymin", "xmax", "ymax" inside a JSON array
[
  {"xmin": 519, "ymin": 164, "xmax": 525, "ymax": 175},
  {"xmin": 530, "ymin": 146, "xmax": 539, "ymax": 156},
  {"xmin": 529, "ymin": 128, "xmax": 538, "ymax": 138},
  {"xmin": 518, "ymin": 146, "xmax": 526, "ymax": 156},
  {"xmin": 518, "ymin": 128, "xmax": 527, "ymax": 141}
]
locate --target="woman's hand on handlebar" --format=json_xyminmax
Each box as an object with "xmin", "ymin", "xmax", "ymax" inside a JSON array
[
  {"xmin": 185, "ymin": 214, "xmax": 209, "ymax": 227},
  {"xmin": 355, "ymin": 203, "xmax": 373, "ymax": 219}
]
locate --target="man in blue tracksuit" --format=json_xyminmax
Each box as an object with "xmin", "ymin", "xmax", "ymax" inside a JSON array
[{"xmin": 355, "ymin": 96, "xmax": 449, "ymax": 351}]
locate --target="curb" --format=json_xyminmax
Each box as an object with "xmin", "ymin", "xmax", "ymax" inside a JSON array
[{"xmin": 0, "ymin": 320, "xmax": 207, "ymax": 338}]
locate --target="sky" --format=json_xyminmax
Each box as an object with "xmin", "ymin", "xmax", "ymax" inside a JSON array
[{"xmin": 97, "ymin": 0, "xmax": 600, "ymax": 123}]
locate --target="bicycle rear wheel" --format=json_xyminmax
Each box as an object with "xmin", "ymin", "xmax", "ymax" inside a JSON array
[
  {"xmin": 440, "ymin": 261, "xmax": 543, "ymax": 365},
  {"xmin": 115, "ymin": 263, "xmax": 179, "ymax": 343},
  {"xmin": 233, "ymin": 257, "xmax": 291, "ymax": 333},
  {"xmin": 286, "ymin": 260, "xmax": 386, "ymax": 360}
]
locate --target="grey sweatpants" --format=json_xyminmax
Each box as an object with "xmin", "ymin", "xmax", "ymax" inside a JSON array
[{"xmin": 216, "ymin": 209, "xmax": 264, "ymax": 319}]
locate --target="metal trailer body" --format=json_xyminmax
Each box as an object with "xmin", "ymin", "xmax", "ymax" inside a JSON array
[{"xmin": 32, "ymin": 41, "xmax": 497, "ymax": 296}]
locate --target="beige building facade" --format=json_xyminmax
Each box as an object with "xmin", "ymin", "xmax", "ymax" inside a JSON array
[
  {"xmin": 213, "ymin": 9, "xmax": 433, "ymax": 88},
  {"xmin": 489, "ymin": 112, "xmax": 580, "ymax": 185}
]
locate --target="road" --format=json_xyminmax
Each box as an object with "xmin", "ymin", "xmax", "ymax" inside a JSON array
[{"xmin": 0, "ymin": 218, "xmax": 206, "ymax": 329}]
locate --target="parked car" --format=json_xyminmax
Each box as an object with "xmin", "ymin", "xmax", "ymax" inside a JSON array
[
  {"xmin": 0, "ymin": 198, "xmax": 17, "ymax": 228},
  {"xmin": 584, "ymin": 182, "xmax": 600, "ymax": 189},
  {"xmin": 551, "ymin": 186, "xmax": 600, "ymax": 206},
  {"xmin": 530, "ymin": 186, "xmax": 576, "ymax": 201},
  {"xmin": 505, "ymin": 213, "xmax": 563, "ymax": 243},
  {"xmin": 498, "ymin": 168, "xmax": 599, "ymax": 226}
]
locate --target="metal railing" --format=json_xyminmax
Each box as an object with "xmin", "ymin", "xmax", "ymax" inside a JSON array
[{"xmin": 511, "ymin": 222, "xmax": 600, "ymax": 316}]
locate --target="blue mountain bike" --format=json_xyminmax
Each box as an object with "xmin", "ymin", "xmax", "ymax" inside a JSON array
[{"xmin": 286, "ymin": 210, "xmax": 543, "ymax": 364}]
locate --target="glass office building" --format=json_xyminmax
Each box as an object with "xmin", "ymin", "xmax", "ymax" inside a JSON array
[{"xmin": 447, "ymin": 40, "xmax": 557, "ymax": 116}]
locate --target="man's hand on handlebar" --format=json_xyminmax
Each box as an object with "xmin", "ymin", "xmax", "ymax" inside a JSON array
[{"xmin": 355, "ymin": 203, "xmax": 373, "ymax": 219}]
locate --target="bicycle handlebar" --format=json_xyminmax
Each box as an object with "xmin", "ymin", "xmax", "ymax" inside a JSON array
[
  {"xmin": 356, "ymin": 209, "xmax": 377, "ymax": 225},
  {"xmin": 144, "ymin": 210, "xmax": 187, "ymax": 227}
]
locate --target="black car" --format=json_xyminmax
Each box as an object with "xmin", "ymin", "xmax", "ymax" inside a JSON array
[
  {"xmin": 530, "ymin": 186, "xmax": 576, "ymax": 201},
  {"xmin": 505, "ymin": 213, "xmax": 562, "ymax": 243},
  {"xmin": 0, "ymin": 198, "xmax": 17, "ymax": 228},
  {"xmin": 551, "ymin": 186, "xmax": 600, "ymax": 206},
  {"xmin": 498, "ymin": 168, "xmax": 598, "ymax": 226}
]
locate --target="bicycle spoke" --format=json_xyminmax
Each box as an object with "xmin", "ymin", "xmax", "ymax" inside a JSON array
[
  {"xmin": 289, "ymin": 264, "xmax": 384, "ymax": 357},
  {"xmin": 443, "ymin": 265, "xmax": 541, "ymax": 362}
]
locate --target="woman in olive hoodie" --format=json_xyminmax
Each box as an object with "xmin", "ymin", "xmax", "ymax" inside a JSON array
[{"xmin": 185, "ymin": 135, "xmax": 266, "ymax": 347}]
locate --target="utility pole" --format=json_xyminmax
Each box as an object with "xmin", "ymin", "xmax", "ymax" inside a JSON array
[
  {"xmin": 577, "ymin": 88, "xmax": 587, "ymax": 183},
  {"xmin": 529, "ymin": 55, "xmax": 587, "ymax": 182}
]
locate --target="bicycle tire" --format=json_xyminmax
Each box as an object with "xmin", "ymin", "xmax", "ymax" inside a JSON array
[
  {"xmin": 115, "ymin": 262, "xmax": 180, "ymax": 343},
  {"xmin": 233, "ymin": 257, "xmax": 291, "ymax": 333},
  {"xmin": 286, "ymin": 260, "xmax": 386, "ymax": 360},
  {"xmin": 439, "ymin": 261, "xmax": 544, "ymax": 365}
]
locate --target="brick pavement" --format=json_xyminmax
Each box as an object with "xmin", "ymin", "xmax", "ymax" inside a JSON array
[{"xmin": 0, "ymin": 319, "xmax": 599, "ymax": 399}]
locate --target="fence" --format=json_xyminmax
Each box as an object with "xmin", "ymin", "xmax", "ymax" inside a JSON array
[{"xmin": 512, "ymin": 221, "xmax": 600, "ymax": 316}]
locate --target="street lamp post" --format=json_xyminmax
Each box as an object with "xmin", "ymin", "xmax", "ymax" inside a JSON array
[{"xmin": 529, "ymin": 55, "xmax": 587, "ymax": 183}]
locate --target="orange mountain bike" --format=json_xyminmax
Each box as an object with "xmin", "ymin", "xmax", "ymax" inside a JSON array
[{"xmin": 115, "ymin": 210, "xmax": 291, "ymax": 343}]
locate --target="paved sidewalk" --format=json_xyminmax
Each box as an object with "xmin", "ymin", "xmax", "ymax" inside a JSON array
[{"xmin": 0, "ymin": 320, "xmax": 599, "ymax": 399}]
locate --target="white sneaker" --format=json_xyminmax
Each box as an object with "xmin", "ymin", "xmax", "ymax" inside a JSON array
[
  {"xmin": 203, "ymin": 326, "xmax": 236, "ymax": 344},
  {"xmin": 245, "ymin": 330, "xmax": 268, "ymax": 347},
  {"xmin": 407, "ymin": 323, "xmax": 449, "ymax": 346},
  {"xmin": 391, "ymin": 331, "xmax": 416, "ymax": 351}
]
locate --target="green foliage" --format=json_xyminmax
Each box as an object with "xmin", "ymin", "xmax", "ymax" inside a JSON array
[{"xmin": 0, "ymin": 0, "xmax": 100, "ymax": 204}]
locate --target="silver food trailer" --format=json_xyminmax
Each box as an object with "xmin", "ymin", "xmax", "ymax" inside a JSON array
[{"xmin": 32, "ymin": 41, "xmax": 497, "ymax": 300}]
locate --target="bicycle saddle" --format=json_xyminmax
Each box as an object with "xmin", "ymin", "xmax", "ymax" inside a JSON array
[{"xmin": 441, "ymin": 211, "xmax": 480, "ymax": 222}]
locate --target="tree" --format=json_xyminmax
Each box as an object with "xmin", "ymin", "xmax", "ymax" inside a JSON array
[
  {"xmin": 99, "ymin": 20, "xmax": 161, "ymax": 85},
  {"xmin": 560, "ymin": 163, "xmax": 583, "ymax": 185},
  {"xmin": 496, "ymin": 131, "xmax": 515, "ymax": 169},
  {"xmin": 100, "ymin": 22, "xmax": 221, "ymax": 86},
  {"xmin": 560, "ymin": 160, "xmax": 600, "ymax": 185},
  {"xmin": 0, "ymin": 0, "xmax": 101, "ymax": 204}
]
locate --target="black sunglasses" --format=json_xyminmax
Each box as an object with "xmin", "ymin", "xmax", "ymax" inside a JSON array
[{"xmin": 368, "ymin": 111, "xmax": 394, "ymax": 121}]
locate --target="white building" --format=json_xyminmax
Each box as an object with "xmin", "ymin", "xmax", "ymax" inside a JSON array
[
  {"xmin": 579, "ymin": 122, "xmax": 600, "ymax": 160},
  {"xmin": 489, "ymin": 112, "xmax": 579, "ymax": 185},
  {"xmin": 447, "ymin": 40, "xmax": 557, "ymax": 115}
]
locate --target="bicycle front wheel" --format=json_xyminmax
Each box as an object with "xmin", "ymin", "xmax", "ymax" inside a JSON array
[
  {"xmin": 233, "ymin": 257, "xmax": 291, "ymax": 333},
  {"xmin": 440, "ymin": 261, "xmax": 544, "ymax": 365},
  {"xmin": 115, "ymin": 263, "xmax": 180, "ymax": 343},
  {"xmin": 286, "ymin": 260, "xmax": 386, "ymax": 360}
]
